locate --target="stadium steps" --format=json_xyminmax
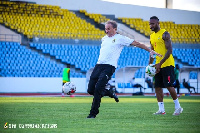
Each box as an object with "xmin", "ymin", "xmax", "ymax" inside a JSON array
[
  {"xmin": 21, "ymin": 42, "xmax": 67, "ymax": 66},
  {"xmin": 116, "ymin": 22, "xmax": 150, "ymax": 47},
  {"xmin": 115, "ymin": 18, "xmax": 150, "ymax": 39},
  {"xmin": 0, "ymin": 22, "xmax": 86, "ymax": 75},
  {"xmin": 24, "ymin": 42, "xmax": 86, "ymax": 76},
  {"xmin": 0, "ymin": 24, "xmax": 22, "ymax": 42},
  {"xmin": 73, "ymin": 10, "xmax": 105, "ymax": 30},
  {"xmin": 74, "ymin": 11, "xmax": 150, "ymax": 47},
  {"xmin": 0, "ymin": 23, "xmax": 31, "ymax": 47},
  {"xmin": 0, "ymin": 25, "xmax": 67, "ymax": 70},
  {"xmin": 0, "ymin": 22, "xmax": 85, "ymax": 76}
]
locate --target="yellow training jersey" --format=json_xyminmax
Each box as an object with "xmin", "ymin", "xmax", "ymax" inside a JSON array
[{"xmin": 150, "ymin": 29, "xmax": 175, "ymax": 68}]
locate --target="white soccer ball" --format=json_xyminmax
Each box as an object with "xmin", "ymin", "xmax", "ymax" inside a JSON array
[
  {"xmin": 62, "ymin": 82, "xmax": 76, "ymax": 95},
  {"xmin": 145, "ymin": 64, "xmax": 156, "ymax": 77}
]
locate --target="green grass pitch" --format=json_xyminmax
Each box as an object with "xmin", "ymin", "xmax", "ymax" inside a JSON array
[{"xmin": 0, "ymin": 96, "xmax": 200, "ymax": 133}]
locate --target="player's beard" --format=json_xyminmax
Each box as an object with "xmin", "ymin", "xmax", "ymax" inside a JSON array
[{"xmin": 152, "ymin": 25, "xmax": 159, "ymax": 32}]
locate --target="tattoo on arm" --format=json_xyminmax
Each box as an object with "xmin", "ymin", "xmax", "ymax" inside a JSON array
[{"xmin": 160, "ymin": 31, "xmax": 172, "ymax": 65}]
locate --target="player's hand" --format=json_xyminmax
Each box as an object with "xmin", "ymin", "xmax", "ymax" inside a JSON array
[
  {"xmin": 150, "ymin": 50, "xmax": 162, "ymax": 58},
  {"xmin": 155, "ymin": 63, "xmax": 161, "ymax": 73}
]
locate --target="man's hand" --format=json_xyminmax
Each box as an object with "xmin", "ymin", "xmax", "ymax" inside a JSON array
[
  {"xmin": 155, "ymin": 63, "xmax": 161, "ymax": 73},
  {"xmin": 150, "ymin": 50, "xmax": 162, "ymax": 58}
]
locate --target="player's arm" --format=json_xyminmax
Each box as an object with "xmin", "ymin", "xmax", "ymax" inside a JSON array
[
  {"xmin": 131, "ymin": 40, "xmax": 161, "ymax": 57},
  {"xmin": 149, "ymin": 41, "xmax": 154, "ymax": 64},
  {"xmin": 155, "ymin": 31, "xmax": 172, "ymax": 73}
]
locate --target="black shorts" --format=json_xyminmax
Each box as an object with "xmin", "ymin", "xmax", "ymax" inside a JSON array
[{"xmin": 154, "ymin": 66, "xmax": 175, "ymax": 88}]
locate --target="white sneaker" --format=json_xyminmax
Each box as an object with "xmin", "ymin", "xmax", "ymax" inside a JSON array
[
  {"xmin": 173, "ymin": 107, "xmax": 183, "ymax": 115},
  {"xmin": 153, "ymin": 110, "xmax": 166, "ymax": 115}
]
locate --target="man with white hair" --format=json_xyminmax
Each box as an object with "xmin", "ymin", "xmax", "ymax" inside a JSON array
[{"xmin": 87, "ymin": 20, "xmax": 161, "ymax": 118}]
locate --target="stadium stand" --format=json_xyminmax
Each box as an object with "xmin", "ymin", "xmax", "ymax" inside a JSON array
[
  {"xmin": 189, "ymin": 71, "xmax": 198, "ymax": 79},
  {"xmin": 0, "ymin": 1, "xmax": 105, "ymax": 40},
  {"xmin": 0, "ymin": 41, "xmax": 85, "ymax": 77},
  {"xmin": 30, "ymin": 43, "xmax": 100, "ymax": 73},
  {"xmin": 79, "ymin": 10, "xmax": 110, "ymax": 24},
  {"xmin": 118, "ymin": 17, "xmax": 200, "ymax": 44},
  {"xmin": 173, "ymin": 48, "xmax": 200, "ymax": 67},
  {"xmin": 0, "ymin": 1, "xmax": 199, "ymax": 80},
  {"xmin": 29, "ymin": 42, "xmax": 152, "ymax": 77},
  {"xmin": 0, "ymin": 41, "xmax": 152, "ymax": 78}
]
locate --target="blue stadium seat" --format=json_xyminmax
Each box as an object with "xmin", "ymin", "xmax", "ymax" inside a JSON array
[{"xmin": 2, "ymin": 41, "xmax": 198, "ymax": 78}]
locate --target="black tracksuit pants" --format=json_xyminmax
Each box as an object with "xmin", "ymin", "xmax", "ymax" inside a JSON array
[{"xmin": 87, "ymin": 64, "xmax": 115, "ymax": 116}]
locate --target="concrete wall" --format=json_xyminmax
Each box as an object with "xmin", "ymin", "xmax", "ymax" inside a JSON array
[
  {"xmin": 0, "ymin": 77, "xmax": 87, "ymax": 93},
  {"xmin": 16, "ymin": 0, "xmax": 200, "ymax": 24},
  {"xmin": 0, "ymin": 25, "xmax": 21, "ymax": 43},
  {"xmin": 0, "ymin": 76, "xmax": 199, "ymax": 93}
]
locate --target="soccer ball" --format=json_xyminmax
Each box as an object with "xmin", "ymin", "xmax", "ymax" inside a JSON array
[
  {"xmin": 145, "ymin": 64, "xmax": 156, "ymax": 77},
  {"xmin": 62, "ymin": 82, "xmax": 76, "ymax": 95}
]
